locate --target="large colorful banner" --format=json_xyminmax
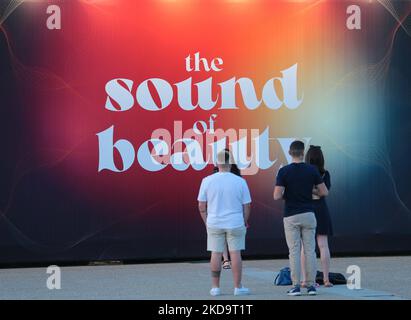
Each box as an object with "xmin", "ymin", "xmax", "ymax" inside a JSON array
[{"xmin": 1, "ymin": 0, "xmax": 411, "ymax": 264}]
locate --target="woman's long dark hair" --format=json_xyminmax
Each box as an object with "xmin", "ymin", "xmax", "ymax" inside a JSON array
[
  {"xmin": 305, "ymin": 145, "xmax": 326, "ymax": 175},
  {"xmin": 212, "ymin": 149, "xmax": 242, "ymax": 177}
]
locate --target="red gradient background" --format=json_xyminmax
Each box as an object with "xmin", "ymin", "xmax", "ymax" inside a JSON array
[{"xmin": 1, "ymin": 0, "xmax": 411, "ymax": 263}]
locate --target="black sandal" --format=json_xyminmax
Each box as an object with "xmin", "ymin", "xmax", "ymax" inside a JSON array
[{"xmin": 222, "ymin": 260, "xmax": 231, "ymax": 269}]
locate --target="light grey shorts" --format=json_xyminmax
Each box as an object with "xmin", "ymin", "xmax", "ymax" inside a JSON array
[{"xmin": 207, "ymin": 226, "xmax": 247, "ymax": 252}]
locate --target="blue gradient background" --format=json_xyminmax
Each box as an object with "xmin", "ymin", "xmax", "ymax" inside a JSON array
[{"xmin": 0, "ymin": 0, "xmax": 410, "ymax": 264}]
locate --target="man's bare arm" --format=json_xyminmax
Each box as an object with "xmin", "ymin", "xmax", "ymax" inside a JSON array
[
  {"xmin": 273, "ymin": 186, "xmax": 285, "ymax": 200},
  {"xmin": 316, "ymin": 183, "xmax": 329, "ymax": 197},
  {"xmin": 243, "ymin": 203, "xmax": 251, "ymax": 226},
  {"xmin": 198, "ymin": 201, "xmax": 207, "ymax": 226}
]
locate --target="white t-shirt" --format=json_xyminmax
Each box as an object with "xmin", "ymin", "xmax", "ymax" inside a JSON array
[{"xmin": 197, "ymin": 172, "xmax": 252, "ymax": 229}]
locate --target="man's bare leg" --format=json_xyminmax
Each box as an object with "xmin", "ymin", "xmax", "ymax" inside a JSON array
[
  {"xmin": 229, "ymin": 250, "xmax": 242, "ymax": 288},
  {"xmin": 210, "ymin": 252, "xmax": 223, "ymax": 288}
]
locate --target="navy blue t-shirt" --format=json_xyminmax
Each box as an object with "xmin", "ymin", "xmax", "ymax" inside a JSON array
[{"xmin": 276, "ymin": 163, "xmax": 323, "ymax": 217}]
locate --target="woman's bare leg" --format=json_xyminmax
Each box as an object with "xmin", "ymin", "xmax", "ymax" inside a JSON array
[
  {"xmin": 317, "ymin": 235, "xmax": 331, "ymax": 283},
  {"xmin": 223, "ymin": 242, "xmax": 229, "ymax": 262}
]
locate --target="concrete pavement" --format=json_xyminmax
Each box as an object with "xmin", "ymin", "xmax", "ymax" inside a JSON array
[{"xmin": 0, "ymin": 256, "xmax": 409, "ymax": 300}]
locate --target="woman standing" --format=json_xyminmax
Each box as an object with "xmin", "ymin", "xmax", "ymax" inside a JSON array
[{"xmin": 301, "ymin": 145, "xmax": 334, "ymax": 287}]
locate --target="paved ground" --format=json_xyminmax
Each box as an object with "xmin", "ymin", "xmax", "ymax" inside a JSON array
[{"xmin": 0, "ymin": 256, "xmax": 409, "ymax": 300}]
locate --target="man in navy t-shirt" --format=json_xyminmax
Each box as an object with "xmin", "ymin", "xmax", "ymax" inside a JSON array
[{"xmin": 274, "ymin": 140, "xmax": 328, "ymax": 296}]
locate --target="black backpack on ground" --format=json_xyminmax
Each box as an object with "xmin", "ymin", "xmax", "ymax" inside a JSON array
[{"xmin": 316, "ymin": 271, "xmax": 347, "ymax": 285}]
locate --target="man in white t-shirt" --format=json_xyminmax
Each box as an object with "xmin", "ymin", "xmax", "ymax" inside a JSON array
[{"xmin": 197, "ymin": 150, "xmax": 252, "ymax": 296}]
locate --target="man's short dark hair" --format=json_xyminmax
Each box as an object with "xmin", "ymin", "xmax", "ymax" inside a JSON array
[{"xmin": 289, "ymin": 140, "xmax": 305, "ymax": 158}]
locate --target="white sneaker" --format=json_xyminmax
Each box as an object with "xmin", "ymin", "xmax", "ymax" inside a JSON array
[
  {"xmin": 210, "ymin": 287, "xmax": 221, "ymax": 296},
  {"xmin": 234, "ymin": 287, "xmax": 250, "ymax": 296}
]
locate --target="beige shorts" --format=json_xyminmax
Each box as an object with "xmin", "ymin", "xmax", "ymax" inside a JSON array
[{"xmin": 207, "ymin": 226, "xmax": 247, "ymax": 252}]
